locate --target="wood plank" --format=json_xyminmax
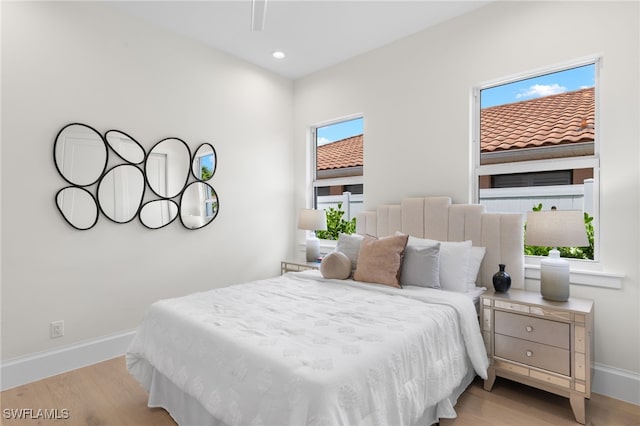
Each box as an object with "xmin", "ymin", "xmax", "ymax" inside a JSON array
[
  {"xmin": 1, "ymin": 358, "xmax": 638, "ymax": 426},
  {"xmin": 0, "ymin": 357, "xmax": 176, "ymax": 426},
  {"xmin": 442, "ymin": 377, "xmax": 640, "ymax": 426}
]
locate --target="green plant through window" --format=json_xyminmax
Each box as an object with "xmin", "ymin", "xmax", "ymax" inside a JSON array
[
  {"xmin": 315, "ymin": 202, "xmax": 356, "ymax": 240},
  {"xmin": 201, "ymin": 166, "xmax": 213, "ymax": 180},
  {"xmin": 524, "ymin": 203, "xmax": 594, "ymax": 260}
]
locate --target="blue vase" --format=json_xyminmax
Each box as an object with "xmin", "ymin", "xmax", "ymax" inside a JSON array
[{"xmin": 493, "ymin": 264, "xmax": 511, "ymax": 292}]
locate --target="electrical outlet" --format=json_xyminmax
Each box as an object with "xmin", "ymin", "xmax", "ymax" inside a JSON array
[{"xmin": 50, "ymin": 320, "xmax": 64, "ymax": 338}]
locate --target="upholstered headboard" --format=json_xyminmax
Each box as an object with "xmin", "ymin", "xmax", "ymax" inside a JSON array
[{"xmin": 355, "ymin": 196, "xmax": 524, "ymax": 289}]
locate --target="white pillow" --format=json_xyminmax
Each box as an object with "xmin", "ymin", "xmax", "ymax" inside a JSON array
[
  {"xmin": 467, "ymin": 246, "xmax": 486, "ymax": 290},
  {"xmin": 335, "ymin": 233, "xmax": 364, "ymax": 274},
  {"xmin": 401, "ymin": 242, "xmax": 441, "ymax": 288},
  {"xmin": 408, "ymin": 236, "xmax": 472, "ymax": 293},
  {"xmin": 320, "ymin": 251, "xmax": 352, "ymax": 280}
]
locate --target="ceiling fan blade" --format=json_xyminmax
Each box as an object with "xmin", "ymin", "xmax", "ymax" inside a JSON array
[{"xmin": 251, "ymin": 0, "xmax": 268, "ymax": 31}]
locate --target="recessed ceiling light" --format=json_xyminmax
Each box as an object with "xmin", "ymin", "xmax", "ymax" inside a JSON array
[{"xmin": 272, "ymin": 51, "xmax": 286, "ymax": 60}]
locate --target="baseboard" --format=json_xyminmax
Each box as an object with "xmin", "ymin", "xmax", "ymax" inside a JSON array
[
  {"xmin": 2, "ymin": 331, "xmax": 639, "ymax": 406},
  {"xmin": 0, "ymin": 330, "xmax": 135, "ymax": 391},
  {"xmin": 592, "ymin": 363, "xmax": 640, "ymax": 405}
]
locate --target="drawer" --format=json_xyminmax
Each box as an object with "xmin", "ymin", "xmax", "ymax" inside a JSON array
[
  {"xmin": 495, "ymin": 310, "xmax": 570, "ymax": 349},
  {"xmin": 495, "ymin": 334, "xmax": 570, "ymax": 376}
]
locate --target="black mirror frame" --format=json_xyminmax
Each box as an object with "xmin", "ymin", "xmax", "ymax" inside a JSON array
[
  {"xmin": 96, "ymin": 164, "xmax": 145, "ymax": 224},
  {"xmin": 55, "ymin": 186, "xmax": 99, "ymax": 230},
  {"xmin": 144, "ymin": 137, "xmax": 192, "ymax": 199},
  {"xmin": 54, "ymin": 125, "xmax": 220, "ymax": 231},
  {"xmin": 104, "ymin": 129, "xmax": 146, "ymax": 165},
  {"xmin": 191, "ymin": 142, "xmax": 217, "ymax": 181},
  {"xmin": 53, "ymin": 122, "xmax": 109, "ymax": 187},
  {"xmin": 179, "ymin": 181, "xmax": 219, "ymax": 231},
  {"xmin": 138, "ymin": 199, "xmax": 180, "ymax": 230}
]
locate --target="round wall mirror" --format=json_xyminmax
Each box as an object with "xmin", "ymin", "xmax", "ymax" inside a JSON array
[
  {"xmin": 105, "ymin": 130, "xmax": 146, "ymax": 165},
  {"xmin": 55, "ymin": 186, "xmax": 99, "ymax": 230},
  {"xmin": 145, "ymin": 138, "xmax": 191, "ymax": 199},
  {"xmin": 54, "ymin": 123, "xmax": 108, "ymax": 186},
  {"xmin": 97, "ymin": 165, "xmax": 145, "ymax": 223},
  {"xmin": 139, "ymin": 199, "xmax": 179, "ymax": 229},
  {"xmin": 179, "ymin": 182, "xmax": 219, "ymax": 230},
  {"xmin": 191, "ymin": 143, "xmax": 217, "ymax": 181}
]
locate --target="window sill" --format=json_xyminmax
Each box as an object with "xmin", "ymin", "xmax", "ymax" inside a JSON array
[
  {"xmin": 296, "ymin": 240, "xmax": 337, "ymax": 258},
  {"xmin": 524, "ymin": 260, "xmax": 624, "ymax": 289}
]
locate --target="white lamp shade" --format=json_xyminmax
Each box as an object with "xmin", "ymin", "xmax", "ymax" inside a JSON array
[
  {"xmin": 525, "ymin": 210, "xmax": 588, "ymax": 248},
  {"xmin": 297, "ymin": 209, "xmax": 327, "ymax": 231}
]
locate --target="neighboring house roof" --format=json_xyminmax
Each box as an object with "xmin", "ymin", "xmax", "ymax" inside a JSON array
[
  {"xmin": 316, "ymin": 88, "xmax": 594, "ymax": 171},
  {"xmin": 317, "ymin": 134, "xmax": 363, "ymax": 171},
  {"xmin": 481, "ymin": 87, "xmax": 595, "ymax": 153}
]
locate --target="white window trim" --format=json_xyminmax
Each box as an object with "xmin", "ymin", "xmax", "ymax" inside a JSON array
[
  {"xmin": 470, "ymin": 56, "xmax": 625, "ymax": 289},
  {"xmin": 312, "ymin": 176, "xmax": 364, "ymax": 191},
  {"xmin": 524, "ymin": 257, "xmax": 623, "ymax": 289}
]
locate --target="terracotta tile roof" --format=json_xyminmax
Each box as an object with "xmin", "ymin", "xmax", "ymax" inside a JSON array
[
  {"xmin": 317, "ymin": 134, "xmax": 363, "ymax": 170},
  {"xmin": 481, "ymin": 87, "xmax": 595, "ymax": 152}
]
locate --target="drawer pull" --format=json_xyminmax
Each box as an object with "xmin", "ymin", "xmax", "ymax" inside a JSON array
[
  {"xmin": 526, "ymin": 325, "xmax": 533, "ymax": 332},
  {"xmin": 526, "ymin": 350, "xmax": 533, "ymax": 357}
]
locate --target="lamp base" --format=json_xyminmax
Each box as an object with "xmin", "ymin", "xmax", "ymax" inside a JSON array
[
  {"xmin": 305, "ymin": 237, "xmax": 320, "ymax": 262},
  {"xmin": 540, "ymin": 250, "xmax": 570, "ymax": 302}
]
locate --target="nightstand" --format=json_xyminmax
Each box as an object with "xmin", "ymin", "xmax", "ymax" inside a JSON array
[
  {"xmin": 280, "ymin": 259, "xmax": 321, "ymax": 274},
  {"xmin": 480, "ymin": 290, "xmax": 594, "ymax": 424}
]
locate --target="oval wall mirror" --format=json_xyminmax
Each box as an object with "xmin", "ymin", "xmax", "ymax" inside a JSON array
[
  {"xmin": 54, "ymin": 123, "xmax": 108, "ymax": 186},
  {"xmin": 97, "ymin": 165, "xmax": 145, "ymax": 223},
  {"xmin": 105, "ymin": 130, "xmax": 145, "ymax": 165},
  {"xmin": 139, "ymin": 199, "xmax": 179, "ymax": 230},
  {"xmin": 145, "ymin": 138, "xmax": 191, "ymax": 199},
  {"xmin": 191, "ymin": 143, "xmax": 217, "ymax": 181},
  {"xmin": 55, "ymin": 186, "xmax": 99, "ymax": 230},
  {"xmin": 179, "ymin": 182, "xmax": 219, "ymax": 230}
]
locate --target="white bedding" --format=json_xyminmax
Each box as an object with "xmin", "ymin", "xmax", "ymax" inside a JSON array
[{"xmin": 127, "ymin": 271, "xmax": 489, "ymax": 426}]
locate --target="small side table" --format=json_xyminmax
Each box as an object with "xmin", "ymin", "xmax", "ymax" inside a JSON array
[
  {"xmin": 481, "ymin": 289, "xmax": 594, "ymax": 424},
  {"xmin": 280, "ymin": 259, "xmax": 321, "ymax": 274}
]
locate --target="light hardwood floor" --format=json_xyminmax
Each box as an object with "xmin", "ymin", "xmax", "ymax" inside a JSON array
[{"xmin": 1, "ymin": 356, "xmax": 638, "ymax": 425}]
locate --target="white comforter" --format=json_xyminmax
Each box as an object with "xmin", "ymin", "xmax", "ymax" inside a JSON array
[{"xmin": 127, "ymin": 271, "xmax": 488, "ymax": 426}]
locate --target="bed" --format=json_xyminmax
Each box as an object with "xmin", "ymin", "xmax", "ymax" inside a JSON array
[{"xmin": 127, "ymin": 196, "xmax": 524, "ymax": 426}]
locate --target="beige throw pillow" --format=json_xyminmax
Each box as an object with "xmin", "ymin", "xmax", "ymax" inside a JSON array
[
  {"xmin": 320, "ymin": 251, "xmax": 352, "ymax": 280},
  {"xmin": 353, "ymin": 233, "xmax": 409, "ymax": 288}
]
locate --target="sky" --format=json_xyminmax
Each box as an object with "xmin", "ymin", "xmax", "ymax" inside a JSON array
[
  {"xmin": 316, "ymin": 117, "xmax": 363, "ymax": 146},
  {"xmin": 200, "ymin": 154, "xmax": 214, "ymax": 174},
  {"xmin": 313, "ymin": 65, "xmax": 594, "ymax": 142},
  {"xmin": 481, "ymin": 64, "xmax": 595, "ymax": 108}
]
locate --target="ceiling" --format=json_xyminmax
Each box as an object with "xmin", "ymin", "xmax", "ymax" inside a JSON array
[{"xmin": 109, "ymin": 1, "xmax": 491, "ymax": 80}]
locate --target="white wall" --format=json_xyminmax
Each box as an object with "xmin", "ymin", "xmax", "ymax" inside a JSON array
[
  {"xmin": 294, "ymin": 0, "xmax": 639, "ymax": 384},
  {"xmin": 1, "ymin": 2, "xmax": 293, "ymax": 360}
]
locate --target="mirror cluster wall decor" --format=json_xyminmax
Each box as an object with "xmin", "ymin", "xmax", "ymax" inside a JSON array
[{"xmin": 53, "ymin": 122, "xmax": 219, "ymax": 231}]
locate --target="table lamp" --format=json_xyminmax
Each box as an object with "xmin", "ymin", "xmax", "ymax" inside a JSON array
[
  {"xmin": 525, "ymin": 209, "xmax": 588, "ymax": 301},
  {"xmin": 297, "ymin": 209, "xmax": 327, "ymax": 262}
]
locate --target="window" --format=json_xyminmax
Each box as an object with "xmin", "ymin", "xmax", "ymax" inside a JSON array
[
  {"xmin": 311, "ymin": 116, "xmax": 364, "ymax": 222},
  {"xmin": 473, "ymin": 58, "xmax": 599, "ymax": 260}
]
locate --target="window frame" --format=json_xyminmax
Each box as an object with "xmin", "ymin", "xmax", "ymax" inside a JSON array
[
  {"xmin": 309, "ymin": 114, "xmax": 364, "ymax": 211},
  {"xmin": 471, "ymin": 56, "xmax": 601, "ymax": 262}
]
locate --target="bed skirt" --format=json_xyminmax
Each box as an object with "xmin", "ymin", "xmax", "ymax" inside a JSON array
[{"xmin": 138, "ymin": 357, "xmax": 476, "ymax": 426}]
